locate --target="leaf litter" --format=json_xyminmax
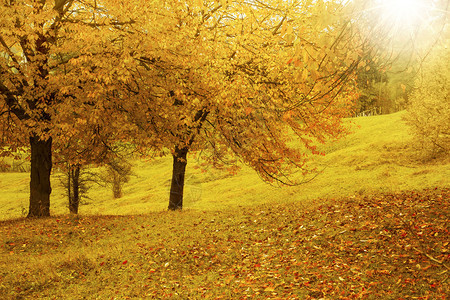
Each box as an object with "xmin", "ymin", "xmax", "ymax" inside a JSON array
[{"xmin": 0, "ymin": 188, "xmax": 448, "ymax": 299}]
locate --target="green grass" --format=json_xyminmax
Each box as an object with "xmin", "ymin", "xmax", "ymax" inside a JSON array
[{"xmin": 1, "ymin": 111, "xmax": 448, "ymax": 220}]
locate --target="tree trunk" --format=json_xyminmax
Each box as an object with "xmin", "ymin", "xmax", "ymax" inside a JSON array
[
  {"xmin": 112, "ymin": 170, "xmax": 122, "ymax": 198},
  {"xmin": 67, "ymin": 167, "xmax": 71, "ymax": 209},
  {"xmin": 168, "ymin": 146, "xmax": 188, "ymax": 210},
  {"xmin": 28, "ymin": 135, "xmax": 52, "ymax": 218},
  {"xmin": 69, "ymin": 165, "xmax": 81, "ymax": 214}
]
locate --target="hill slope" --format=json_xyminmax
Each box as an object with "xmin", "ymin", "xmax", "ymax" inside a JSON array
[{"xmin": 0, "ymin": 111, "xmax": 449, "ymax": 219}]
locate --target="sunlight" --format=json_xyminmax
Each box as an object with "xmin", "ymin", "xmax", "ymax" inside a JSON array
[{"xmin": 378, "ymin": 0, "xmax": 425, "ymax": 28}]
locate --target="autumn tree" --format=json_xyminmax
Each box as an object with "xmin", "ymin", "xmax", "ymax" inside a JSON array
[
  {"xmin": 354, "ymin": 49, "xmax": 388, "ymax": 115},
  {"xmin": 0, "ymin": 0, "xmax": 138, "ymax": 217},
  {"xmin": 127, "ymin": 0, "xmax": 449, "ymax": 210},
  {"xmin": 404, "ymin": 43, "xmax": 450, "ymax": 159},
  {"xmin": 110, "ymin": 0, "xmax": 383, "ymax": 210},
  {"xmin": 102, "ymin": 158, "xmax": 132, "ymax": 199},
  {"xmin": 54, "ymin": 118, "xmax": 124, "ymax": 214}
]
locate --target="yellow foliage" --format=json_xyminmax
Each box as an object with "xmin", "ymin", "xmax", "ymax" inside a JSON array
[{"xmin": 404, "ymin": 45, "xmax": 450, "ymax": 159}]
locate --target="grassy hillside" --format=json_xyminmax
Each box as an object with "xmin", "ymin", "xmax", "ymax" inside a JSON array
[{"xmin": 0, "ymin": 111, "xmax": 449, "ymax": 220}]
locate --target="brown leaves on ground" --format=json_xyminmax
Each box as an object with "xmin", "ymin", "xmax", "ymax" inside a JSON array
[{"xmin": 0, "ymin": 188, "xmax": 448, "ymax": 299}]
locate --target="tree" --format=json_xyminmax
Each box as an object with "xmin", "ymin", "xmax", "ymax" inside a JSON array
[
  {"xmin": 404, "ymin": 43, "xmax": 450, "ymax": 159},
  {"xmin": 114, "ymin": 0, "xmax": 378, "ymax": 210},
  {"xmin": 54, "ymin": 122, "xmax": 118, "ymax": 214},
  {"xmin": 369, "ymin": 0, "xmax": 449, "ymax": 155},
  {"xmin": 59, "ymin": 163, "xmax": 83, "ymax": 214},
  {"xmin": 4, "ymin": 0, "xmax": 437, "ymax": 216},
  {"xmin": 354, "ymin": 48, "xmax": 389, "ymax": 115},
  {"xmin": 104, "ymin": 158, "xmax": 132, "ymax": 199},
  {"xmin": 0, "ymin": 0, "xmax": 137, "ymax": 217}
]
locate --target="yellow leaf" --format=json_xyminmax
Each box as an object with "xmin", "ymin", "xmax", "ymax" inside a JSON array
[
  {"xmin": 264, "ymin": 286, "xmax": 275, "ymax": 292},
  {"xmin": 303, "ymin": 50, "xmax": 308, "ymax": 63},
  {"xmin": 310, "ymin": 69, "xmax": 318, "ymax": 81},
  {"xmin": 302, "ymin": 68, "xmax": 308, "ymax": 81},
  {"xmin": 400, "ymin": 84, "xmax": 406, "ymax": 91},
  {"xmin": 286, "ymin": 23, "xmax": 293, "ymax": 35},
  {"xmin": 285, "ymin": 33, "xmax": 295, "ymax": 44},
  {"xmin": 281, "ymin": 21, "xmax": 288, "ymax": 35}
]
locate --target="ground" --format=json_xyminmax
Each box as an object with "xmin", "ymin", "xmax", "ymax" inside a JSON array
[{"xmin": 0, "ymin": 188, "xmax": 448, "ymax": 299}]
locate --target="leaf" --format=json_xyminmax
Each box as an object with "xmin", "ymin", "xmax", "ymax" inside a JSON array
[
  {"xmin": 220, "ymin": 0, "xmax": 228, "ymax": 8},
  {"xmin": 400, "ymin": 84, "xmax": 406, "ymax": 92},
  {"xmin": 302, "ymin": 68, "xmax": 309, "ymax": 81},
  {"xmin": 264, "ymin": 286, "xmax": 275, "ymax": 292}
]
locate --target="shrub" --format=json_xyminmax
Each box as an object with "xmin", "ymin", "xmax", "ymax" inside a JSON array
[{"xmin": 404, "ymin": 45, "xmax": 450, "ymax": 159}]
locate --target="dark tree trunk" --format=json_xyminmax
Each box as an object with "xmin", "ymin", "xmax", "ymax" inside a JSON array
[
  {"xmin": 28, "ymin": 135, "xmax": 52, "ymax": 218},
  {"xmin": 67, "ymin": 167, "xmax": 71, "ymax": 209},
  {"xmin": 168, "ymin": 146, "xmax": 188, "ymax": 210},
  {"xmin": 69, "ymin": 165, "xmax": 81, "ymax": 214}
]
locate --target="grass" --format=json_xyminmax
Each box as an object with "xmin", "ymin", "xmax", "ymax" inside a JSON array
[
  {"xmin": 0, "ymin": 188, "xmax": 448, "ymax": 299},
  {"xmin": 0, "ymin": 111, "xmax": 449, "ymax": 299},
  {"xmin": 1, "ymin": 111, "xmax": 448, "ymax": 219}
]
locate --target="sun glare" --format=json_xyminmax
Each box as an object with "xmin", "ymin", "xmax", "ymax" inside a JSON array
[{"xmin": 379, "ymin": 0, "xmax": 424, "ymax": 28}]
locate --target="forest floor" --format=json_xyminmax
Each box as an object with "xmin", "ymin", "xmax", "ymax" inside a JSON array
[{"xmin": 0, "ymin": 187, "xmax": 448, "ymax": 299}]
